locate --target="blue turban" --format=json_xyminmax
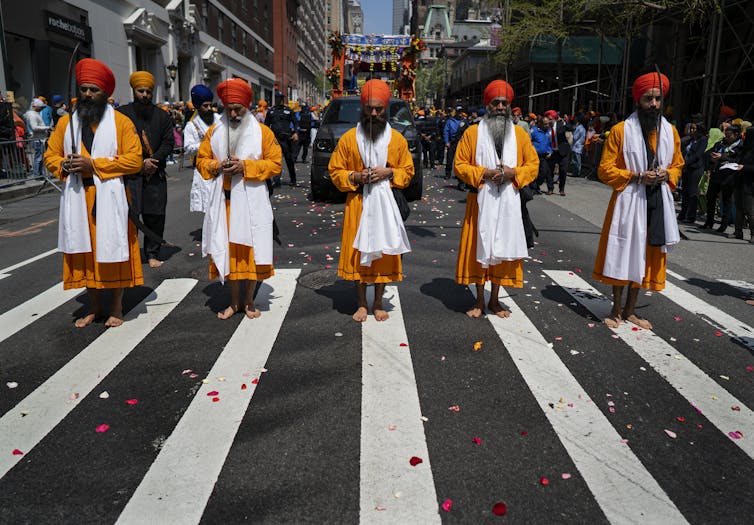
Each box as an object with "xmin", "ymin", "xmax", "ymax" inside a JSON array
[
  {"xmin": 190, "ymin": 84, "xmax": 213, "ymax": 107},
  {"xmin": 52, "ymin": 95, "xmax": 64, "ymax": 104}
]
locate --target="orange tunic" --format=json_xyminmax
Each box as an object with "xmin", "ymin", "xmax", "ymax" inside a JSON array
[
  {"xmin": 196, "ymin": 121, "xmax": 282, "ymax": 281},
  {"xmin": 44, "ymin": 113, "xmax": 144, "ymax": 290},
  {"xmin": 454, "ymin": 124, "xmax": 540, "ymax": 287},
  {"xmin": 592, "ymin": 121, "xmax": 684, "ymax": 290},
  {"xmin": 329, "ymin": 128, "xmax": 414, "ymax": 283}
]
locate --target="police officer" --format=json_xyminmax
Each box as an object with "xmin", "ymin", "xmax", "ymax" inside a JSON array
[
  {"xmin": 296, "ymin": 103, "xmax": 313, "ymax": 163},
  {"xmin": 264, "ymin": 91, "xmax": 299, "ymax": 186}
]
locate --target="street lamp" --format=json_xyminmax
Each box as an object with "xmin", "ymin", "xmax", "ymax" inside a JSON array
[{"xmin": 165, "ymin": 63, "xmax": 178, "ymax": 87}]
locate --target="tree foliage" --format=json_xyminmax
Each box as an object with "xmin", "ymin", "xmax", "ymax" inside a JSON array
[{"xmin": 414, "ymin": 59, "xmax": 447, "ymax": 107}]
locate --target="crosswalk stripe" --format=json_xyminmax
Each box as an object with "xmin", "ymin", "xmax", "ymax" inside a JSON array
[
  {"xmin": 360, "ymin": 286, "xmax": 439, "ymax": 524},
  {"xmin": 718, "ymin": 279, "xmax": 754, "ymax": 294},
  {"xmin": 116, "ymin": 270, "xmax": 300, "ymax": 525},
  {"xmin": 0, "ymin": 282, "xmax": 81, "ymax": 345},
  {"xmin": 662, "ymin": 280, "xmax": 754, "ymax": 351},
  {"xmin": 665, "ymin": 269, "xmax": 686, "ymax": 281},
  {"xmin": 545, "ymin": 270, "xmax": 754, "ymax": 460},
  {"xmin": 0, "ymin": 248, "xmax": 58, "ymax": 279},
  {"xmin": 0, "ymin": 278, "xmax": 197, "ymax": 479},
  {"xmin": 470, "ymin": 284, "xmax": 688, "ymax": 524}
]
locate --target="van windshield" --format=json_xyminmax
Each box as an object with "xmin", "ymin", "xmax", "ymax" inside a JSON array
[{"xmin": 321, "ymin": 99, "xmax": 412, "ymax": 130}]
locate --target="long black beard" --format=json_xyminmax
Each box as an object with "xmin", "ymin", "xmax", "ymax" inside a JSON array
[
  {"xmin": 359, "ymin": 113, "xmax": 387, "ymax": 142},
  {"xmin": 77, "ymin": 97, "xmax": 108, "ymax": 128},
  {"xmin": 638, "ymin": 107, "xmax": 660, "ymax": 138},
  {"xmin": 199, "ymin": 110, "xmax": 214, "ymax": 126},
  {"xmin": 484, "ymin": 113, "xmax": 509, "ymax": 146},
  {"xmin": 135, "ymin": 100, "xmax": 154, "ymax": 121}
]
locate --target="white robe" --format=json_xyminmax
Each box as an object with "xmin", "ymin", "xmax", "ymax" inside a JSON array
[
  {"xmin": 202, "ymin": 113, "xmax": 272, "ymax": 282},
  {"xmin": 602, "ymin": 113, "xmax": 680, "ymax": 284},
  {"xmin": 352, "ymin": 123, "xmax": 411, "ymax": 267},
  {"xmin": 475, "ymin": 118, "xmax": 528, "ymax": 267},
  {"xmin": 58, "ymin": 105, "xmax": 130, "ymax": 263},
  {"xmin": 186, "ymin": 112, "xmax": 221, "ymax": 212}
]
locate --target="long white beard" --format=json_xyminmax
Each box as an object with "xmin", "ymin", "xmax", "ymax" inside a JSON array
[
  {"xmin": 227, "ymin": 112, "xmax": 249, "ymax": 156},
  {"xmin": 485, "ymin": 114, "xmax": 509, "ymax": 147}
]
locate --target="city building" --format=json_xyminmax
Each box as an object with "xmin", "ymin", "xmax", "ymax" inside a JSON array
[
  {"xmin": 0, "ymin": 0, "xmax": 276, "ymax": 108},
  {"xmin": 325, "ymin": 0, "xmax": 347, "ymax": 34},
  {"xmin": 272, "ymin": 0, "xmax": 299, "ymax": 103},
  {"xmin": 392, "ymin": 0, "xmax": 409, "ymax": 35},
  {"xmin": 297, "ymin": 0, "xmax": 327, "ymax": 105},
  {"xmin": 345, "ymin": 0, "xmax": 363, "ymax": 34}
]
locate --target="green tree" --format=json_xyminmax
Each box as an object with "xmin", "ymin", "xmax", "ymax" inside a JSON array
[{"xmin": 414, "ymin": 59, "xmax": 447, "ymax": 108}]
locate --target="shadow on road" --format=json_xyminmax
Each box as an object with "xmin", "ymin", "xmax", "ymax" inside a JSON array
[{"xmin": 419, "ymin": 277, "xmax": 472, "ymax": 314}]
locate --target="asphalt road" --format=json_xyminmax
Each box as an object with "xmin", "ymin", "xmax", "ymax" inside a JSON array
[{"xmin": 0, "ymin": 159, "xmax": 753, "ymax": 524}]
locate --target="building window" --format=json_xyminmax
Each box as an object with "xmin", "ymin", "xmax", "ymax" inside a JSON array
[
  {"xmin": 242, "ymin": 32, "xmax": 247, "ymax": 55},
  {"xmin": 231, "ymin": 23, "xmax": 236, "ymax": 48},
  {"xmin": 218, "ymin": 12, "xmax": 224, "ymax": 42},
  {"xmin": 241, "ymin": 0, "xmax": 247, "ymax": 10}
]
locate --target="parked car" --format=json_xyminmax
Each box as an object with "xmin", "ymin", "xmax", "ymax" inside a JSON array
[{"xmin": 310, "ymin": 96, "xmax": 423, "ymax": 202}]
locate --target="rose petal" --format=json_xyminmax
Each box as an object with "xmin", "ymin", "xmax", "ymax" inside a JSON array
[
  {"xmin": 181, "ymin": 369, "xmax": 192, "ymax": 375},
  {"xmin": 472, "ymin": 437, "xmax": 482, "ymax": 445},
  {"xmin": 399, "ymin": 343, "xmax": 408, "ymax": 347},
  {"xmin": 448, "ymin": 405, "xmax": 460, "ymax": 412},
  {"xmin": 374, "ymin": 505, "xmax": 386, "ymax": 511},
  {"xmin": 714, "ymin": 331, "xmax": 723, "ymax": 337},
  {"xmin": 540, "ymin": 477, "xmax": 550, "ymax": 486},
  {"xmin": 6, "ymin": 382, "xmax": 18, "ymax": 389},
  {"xmin": 125, "ymin": 399, "xmax": 138, "ymax": 405},
  {"xmin": 98, "ymin": 391, "xmax": 109, "ymax": 399},
  {"xmin": 441, "ymin": 499, "xmax": 453, "ymax": 512},
  {"xmin": 95, "ymin": 424, "xmax": 110, "ymax": 433},
  {"xmin": 241, "ymin": 384, "xmax": 247, "ymax": 390},
  {"xmin": 189, "ymin": 374, "xmax": 199, "ymax": 379},
  {"xmin": 251, "ymin": 378, "xmax": 259, "ymax": 385},
  {"xmin": 492, "ymin": 502, "xmax": 508, "ymax": 516},
  {"xmin": 473, "ymin": 341, "xmax": 482, "ymax": 351},
  {"xmin": 12, "ymin": 449, "xmax": 23, "ymax": 456},
  {"xmin": 207, "ymin": 391, "xmax": 219, "ymax": 396},
  {"xmin": 729, "ymin": 430, "xmax": 744, "ymax": 439},
  {"xmin": 388, "ymin": 425, "xmax": 397, "ymax": 431},
  {"xmin": 212, "ymin": 397, "xmax": 220, "ymax": 402},
  {"xmin": 664, "ymin": 429, "xmax": 677, "ymax": 439},
  {"xmin": 561, "ymin": 473, "xmax": 572, "ymax": 480},
  {"xmin": 409, "ymin": 456, "xmax": 423, "ymax": 466},
  {"xmin": 676, "ymin": 416, "xmax": 686, "ymax": 423},
  {"xmin": 520, "ymin": 431, "xmax": 528, "ymax": 436},
  {"xmin": 731, "ymin": 406, "xmax": 741, "ymax": 411}
]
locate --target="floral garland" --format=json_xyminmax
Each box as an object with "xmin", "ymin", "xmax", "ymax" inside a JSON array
[
  {"xmin": 403, "ymin": 36, "xmax": 427, "ymax": 57},
  {"xmin": 325, "ymin": 65, "xmax": 341, "ymax": 85},
  {"xmin": 328, "ymin": 31, "xmax": 343, "ymax": 56}
]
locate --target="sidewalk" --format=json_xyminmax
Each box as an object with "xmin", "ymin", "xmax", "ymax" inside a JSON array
[{"xmin": 0, "ymin": 177, "xmax": 58, "ymax": 203}]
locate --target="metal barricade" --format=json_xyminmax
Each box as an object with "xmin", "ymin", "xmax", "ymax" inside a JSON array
[{"xmin": 0, "ymin": 137, "xmax": 53, "ymax": 188}]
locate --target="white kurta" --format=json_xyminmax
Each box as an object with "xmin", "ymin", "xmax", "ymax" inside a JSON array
[{"xmin": 185, "ymin": 112, "xmax": 221, "ymax": 212}]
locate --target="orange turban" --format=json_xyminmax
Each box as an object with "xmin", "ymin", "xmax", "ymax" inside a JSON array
[
  {"xmin": 483, "ymin": 80, "xmax": 514, "ymax": 106},
  {"xmin": 76, "ymin": 58, "xmax": 115, "ymax": 96},
  {"xmin": 632, "ymin": 72, "xmax": 670, "ymax": 103},
  {"xmin": 258, "ymin": 99, "xmax": 267, "ymax": 108},
  {"xmin": 129, "ymin": 71, "xmax": 155, "ymax": 90},
  {"xmin": 360, "ymin": 79, "xmax": 391, "ymax": 107},
  {"xmin": 544, "ymin": 109, "xmax": 558, "ymax": 120},
  {"xmin": 217, "ymin": 78, "xmax": 253, "ymax": 107}
]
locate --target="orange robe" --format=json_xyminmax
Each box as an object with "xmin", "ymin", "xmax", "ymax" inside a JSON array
[
  {"xmin": 44, "ymin": 112, "xmax": 144, "ymax": 290},
  {"xmin": 454, "ymin": 124, "xmax": 539, "ymax": 287},
  {"xmin": 592, "ymin": 121, "xmax": 684, "ymax": 290},
  {"xmin": 196, "ymin": 122, "xmax": 282, "ymax": 281},
  {"xmin": 329, "ymin": 128, "xmax": 414, "ymax": 283}
]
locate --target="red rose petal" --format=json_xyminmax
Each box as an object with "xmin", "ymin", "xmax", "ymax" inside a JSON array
[
  {"xmin": 520, "ymin": 431, "xmax": 528, "ymax": 436},
  {"xmin": 676, "ymin": 416, "xmax": 686, "ymax": 423},
  {"xmin": 251, "ymin": 378, "xmax": 259, "ymax": 385},
  {"xmin": 409, "ymin": 456, "xmax": 423, "ymax": 466},
  {"xmin": 441, "ymin": 499, "xmax": 452, "ymax": 512},
  {"xmin": 212, "ymin": 397, "xmax": 220, "ymax": 402},
  {"xmin": 492, "ymin": 502, "xmax": 507, "ymax": 516},
  {"xmin": 540, "ymin": 477, "xmax": 550, "ymax": 486},
  {"xmin": 95, "ymin": 424, "xmax": 110, "ymax": 433},
  {"xmin": 714, "ymin": 331, "xmax": 723, "ymax": 337},
  {"xmin": 12, "ymin": 449, "xmax": 23, "ymax": 456},
  {"xmin": 631, "ymin": 327, "xmax": 640, "ymax": 331},
  {"xmin": 399, "ymin": 343, "xmax": 408, "ymax": 347},
  {"xmin": 207, "ymin": 390, "xmax": 219, "ymax": 396},
  {"xmin": 472, "ymin": 437, "xmax": 482, "ymax": 445},
  {"xmin": 241, "ymin": 384, "xmax": 247, "ymax": 390},
  {"xmin": 731, "ymin": 406, "xmax": 741, "ymax": 411},
  {"xmin": 125, "ymin": 399, "xmax": 138, "ymax": 405}
]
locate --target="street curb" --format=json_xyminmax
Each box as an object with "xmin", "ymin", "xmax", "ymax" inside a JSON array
[{"xmin": 0, "ymin": 180, "xmax": 58, "ymax": 203}]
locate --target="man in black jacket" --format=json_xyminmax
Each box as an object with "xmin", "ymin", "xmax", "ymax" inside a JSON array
[
  {"xmin": 117, "ymin": 71, "xmax": 175, "ymax": 267},
  {"xmin": 678, "ymin": 123, "xmax": 708, "ymax": 223},
  {"xmin": 702, "ymin": 124, "xmax": 742, "ymax": 234},
  {"xmin": 544, "ymin": 109, "xmax": 572, "ymax": 195},
  {"xmin": 265, "ymin": 91, "xmax": 298, "ymax": 186}
]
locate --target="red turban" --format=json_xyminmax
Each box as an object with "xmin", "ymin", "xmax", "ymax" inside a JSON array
[
  {"xmin": 719, "ymin": 105, "xmax": 737, "ymax": 118},
  {"xmin": 76, "ymin": 58, "xmax": 115, "ymax": 96},
  {"xmin": 483, "ymin": 80, "xmax": 514, "ymax": 106},
  {"xmin": 544, "ymin": 110, "xmax": 558, "ymax": 120},
  {"xmin": 217, "ymin": 78, "xmax": 253, "ymax": 107},
  {"xmin": 360, "ymin": 79, "xmax": 391, "ymax": 107},
  {"xmin": 632, "ymin": 72, "xmax": 670, "ymax": 103}
]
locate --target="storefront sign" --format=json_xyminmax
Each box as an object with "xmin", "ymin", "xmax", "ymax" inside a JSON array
[{"xmin": 45, "ymin": 11, "xmax": 92, "ymax": 43}]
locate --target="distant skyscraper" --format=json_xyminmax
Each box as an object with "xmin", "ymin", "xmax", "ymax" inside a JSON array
[{"xmin": 393, "ymin": 0, "xmax": 409, "ymax": 34}]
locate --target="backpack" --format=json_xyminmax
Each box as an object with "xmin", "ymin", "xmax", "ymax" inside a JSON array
[{"xmin": 299, "ymin": 111, "xmax": 312, "ymax": 130}]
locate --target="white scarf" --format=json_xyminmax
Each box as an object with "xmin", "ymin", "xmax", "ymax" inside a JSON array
[
  {"xmin": 202, "ymin": 113, "xmax": 272, "ymax": 282},
  {"xmin": 58, "ymin": 105, "xmax": 129, "ymax": 263},
  {"xmin": 189, "ymin": 113, "xmax": 219, "ymax": 213},
  {"xmin": 475, "ymin": 118, "xmax": 528, "ymax": 267},
  {"xmin": 603, "ymin": 113, "xmax": 680, "ymax": 284},
  {"xmin": 352, "ymin": 123, "xmax": 411, "ymax": 266}
]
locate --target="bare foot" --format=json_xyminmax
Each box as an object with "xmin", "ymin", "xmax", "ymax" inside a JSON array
[
  {"xmin": 488, "ymin": 301, "xmax": 511, "ymax": 318},
  {"xmin": 217, "ymin": 304, "xmax": 239, "ymax": 320},
  {"xmin": 104, "ymin": 314, "xmax": 123, "ymax": 327},
  {"xmin": 148, "ymin": 258, "xmax": 163, "ymax": 268},
  {"xmin": 244, "ymin": 305, "xmax": 261, "ymax": 319},
  {"xmin": 352, "ymin": 306, "xmax": 368, "ymax": 322},
  {"xmin": 74, "ymin": 313, "xmax": 97, "ymax": 328},
  {"xmin": 374, "ymin": 309, "xmax": 389, "ymax": 321},
  {"xmin": 604, "ymin": 315, "xmax": 622, "ymax": 329},
  {"xmin": 466, "ymin": 306, "xmax": 484, "ymax": 318},
  {"xmin": 746, "ymin": 300, "xmax": 754, "ymax": 306},
  {"xmin": 625, "ymin": 314, "xmax": 652, "ymax": 330}
]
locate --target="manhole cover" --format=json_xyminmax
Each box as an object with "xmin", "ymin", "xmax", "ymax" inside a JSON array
[{"xmin": 298, "ymin": 268, "xmax": 338, "ymax": 290}]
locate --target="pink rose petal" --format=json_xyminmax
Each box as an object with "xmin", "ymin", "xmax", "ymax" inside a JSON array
[
  {"xmin": 561, "ymin": 473, "xmax": 572, "ymax": 480},
  {"xmin": 472, "ymin": 437, "xmax": 482, "ymax": 445},
  {"xmin": 664, "ymin": 429, "xmax": 677, "ymax": 439},
  {"xmin": 374, "ymin": 505, "xmax": 386, "ymax": 511},
  {"xmin": 441, "ymin": 499, "xmax": 453, "ymax": 512},
  {"xmin": 729, "ymin": 430, "xmax": 744, "ymax": 439},
  {"xmin": 448, "ymin": 405, "xmax": 460, "ymax": 412},
  {"xmin": 125, "ymin": 399, "xmax": 138, "ymax": 405},
  {"xmin": 95, "ymin": 424, "xmax": 110, "ymax": 433}
]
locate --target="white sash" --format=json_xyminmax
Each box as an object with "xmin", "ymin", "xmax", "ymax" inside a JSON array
[
  {"xmin": 475, "ymin": 119, "xmax": 528, "ymax": 267},
  {"xmin": 202, "ymin": 114, "xmax": 272, "ymax": 281},
  {"xmin": 352, "ymin": 123, "xmax": 410, "ymax": 266},
  {"xmin": 58, "ymin": 105, "xmax": 129, "ymax": 263},
  {"xmin": 189, "ymin": 113, "xmax": 219, "ymax": 212},
  {"xmin": 603, "ymin": 113, "xmax": 680, "ymax": 284}
]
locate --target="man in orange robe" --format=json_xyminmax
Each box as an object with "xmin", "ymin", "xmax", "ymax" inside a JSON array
[
  {"xmin": 196, "ymin": 78, "xmax": 282, "ymax": 319},
  {"xmin": 593, "ymin": 72, "xmax": 684, "ymax": 329},
  {"xmin": 329, "ymin": 79, "xmax": 414, "ymax": 322},
  {"xmin": 44, "ymin": 58, "xmax": 144, "ymax": 328},
  {"xmin": 455, "ymin": 80, "xmax": 539, "ymax": 318}
]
